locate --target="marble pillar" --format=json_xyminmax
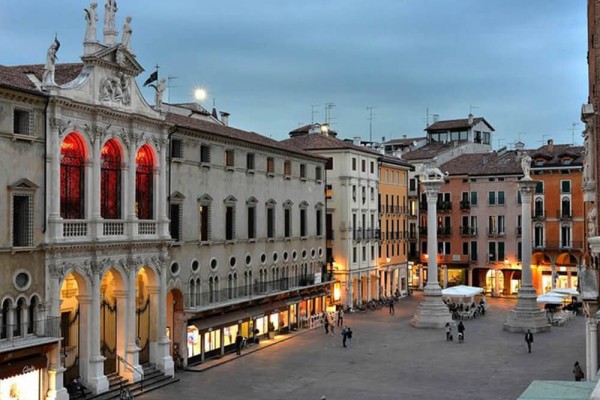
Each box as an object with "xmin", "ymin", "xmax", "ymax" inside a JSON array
[
  {"xmin": 411, "ymin": 179, "xmax": 452, "ymax": 328},
  {"xmin": 504, "ymin": 179, "xmax": 550, "ymax": 332},
  {"xmin": 87, "ymin": 266, "xmax": 108, "ymax": 393}
]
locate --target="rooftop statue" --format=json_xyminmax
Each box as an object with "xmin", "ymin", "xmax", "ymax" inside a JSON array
[
  {"xmin": 104, "ymin": 0, "xmax": 118, "ymax": 32},
  {"xmin": 121, "ymin": 16, "xmax": 132, "ymax": 51},
  {"xmin": 520, "ymin": 153, "xmax": 532, "ymax": 180},
  {"xmin": 42, "ymin": 36, "xmax": 60, "ymax": 86},
  {"xmin": 84, "ymin": 3, "xmax": 98, "ymax": 43}
]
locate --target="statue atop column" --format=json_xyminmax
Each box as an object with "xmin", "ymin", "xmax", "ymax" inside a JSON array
[
  {"xmin": 121, "ymin": 16, "xmax": 133, "ymax": 51},
  {"xmin": 520, "ymin": 153, "xmax": 532, "ymax": 180},
  {"xmin": 84, "ymin": 3, "xmax": 98, "ymax": 43},
  {"xmin": 154, "ymin": 78, "xmax": 166, "ymax": 111},
  {"xmin": 416, "ymin": 162, "xmax": 446, "ymax": 182},
  {"xmin": 42, "ymin": 36, "xmax": 60, "ymax": 86}
]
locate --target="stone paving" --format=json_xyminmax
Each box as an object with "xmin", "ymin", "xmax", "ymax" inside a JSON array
[{"xmin": 142, "ymin": 293, "xmax": 586, "ymax": 400}]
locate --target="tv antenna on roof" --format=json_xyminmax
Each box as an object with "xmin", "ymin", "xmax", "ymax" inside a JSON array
[
  {"xmin": 367, "ymin": 106, "xmax": 376, "ymax": 142},
  {"xmin": 311, "ymin": 104, "xmax": 319, "ymax": 124},
  {"xmin": 570, "ymin": 122, "xmax": 580, "ymax": 145},
  {"xmin": 469, "ymin": 104, "xmax": 479, "ymax": 114},
  {"xmin": 167, "ymin": 76, "xmax": 177, "ymax": 103},
  {"xmin": 324, "ymin": 102, "xmax": 336, "ymax": 125}
]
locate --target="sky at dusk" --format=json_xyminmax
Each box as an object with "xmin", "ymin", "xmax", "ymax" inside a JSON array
[{"xmin": 0, "ymin": 1, "xmax": 588, "ymax": 149}]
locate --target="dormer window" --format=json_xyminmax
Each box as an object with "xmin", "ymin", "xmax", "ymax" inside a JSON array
[
  {"xmin": 561, "ymin": 158, "xmax": 572, "ymax": 165},
  {"xmin": 534, "ymin": 159, "xmax": 544, "ymax": 166}
]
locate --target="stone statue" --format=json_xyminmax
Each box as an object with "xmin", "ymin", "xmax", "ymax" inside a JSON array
[
  {"xmin": 121, "ymin": 16, "xmax": 132, "ymax": 50},
  {"xmin": 42, "ymin": 37, "xmax": 60, "ymax": 86},
  {"xmin": 154, "ymin": 78, "xmax": 166, "ymax": 110},
  {"xmin": 84, "ymin": 3, "xmax": 98, "ymax": 42},
  {"xmin": 416, "ymin": 162, "xmax": 446, "ymax": 181},
  {"xmin": 588, "ymin": 206, "xmax": 597, "ymax": 237},
  {"xmin": 520, "ymin": 153, "xmax": 532, "ymax": 180},
  {"xmin": 103, "ymin": 0, "xmax": 118, "ymax": 32}
]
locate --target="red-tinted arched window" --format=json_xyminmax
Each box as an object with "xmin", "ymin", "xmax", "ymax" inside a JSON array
[
  {"xmin": 60, "ymin": 133, "xmax": 86, "ymax": 219},
  {"xmin": 136, "ymin": 145, "xmax": 154, "ymax": 219},
  {"xmin": 101, "ymin": 139, "xmax": 122, "ymax": 219}
]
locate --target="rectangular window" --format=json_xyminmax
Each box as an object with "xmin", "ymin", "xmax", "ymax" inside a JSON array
[
  {"xmin": 247, "ymin": 206, "xmax": 256, "ymax": 239},
  {"xmin": 284, "ymin": 208, "xmax": 291, "ymax": 238},
  {"xmin": 325, "ymin": 157, "xmax": 333, "ymax": 170},
  {"xmin": 488, "ymin": 242, "xmax": 496, "ymax": 261},
  {"xmin": 200, "ymin": 144, "xmax": 211, "ymax": 164},
  {"xmin": 362, "ymin": 245, "xmax": 367, "ymax": 261},
  {"xmin": 284, "ymin": 160, "xmax": 292, "ymax": 177},
  {"xmin": 316, "ymin": 166, "xmax": 323, "ymax": 181},
  {"xmin": 352, "ymin": 185, "xmax": 357, "ymax": 202},
  {"xmin": 169, "ymin": 203, "xmax": 182, "ymax": 242},
  {"xmin": 300, "ymin": 164, "xmax": 307, "ymax": 179},
  {"xmin": 371, "ymin": 245, "xmax": 375, "ymax": 261},
  {"xmin": 517, "ymin": 241, "xmax": 522, "ymax": 262},
  {"xmin": 14, "ymin": 109, "xmax": 32, "ymax": 135},
  {"xmin": 352, "ymin": 247, "xmax": 357, "ymax": 263},
  {"xmin": 370, "ymin": 162, "xmax": 374, "ymax": 174},
  {"xmin": 361, "ymin": 186, "xmax": 366, "ymax": 204},
  {"xmin": 199, "ymin": 204, "xmax": 210, "ymax": 241},
  {"xmin": 12, "ymin": 194, "xmax": 33, "ymax": 247},
  {"xmin": 488, "ymin": 191, "xmax": 496, "ymax": 205},
  {"xmin": 267, "ymin": 207, "xmax": 275, "ymax": 238},
  {"xmin": 497, "ymin": 191, "xmax": 505, "ymax": 205},
  {"xmin": 462, "ymin": 242, "xmax": 469, "ymax": 256},
  {"xmin": 225, "ymin": 205, "xmax": 235, "ymax": 240},
  {"xmin": 409, "ymin": 178, "xmax": 416, "ymax": 191},
  {"xmin": 171, "ymin": 139, "xmax": 183, "ymax": 159},
  {"xmin": 470, "ymin": 191, "xmax": 478, "ymax": 206},
  {"xmin": 267, "ymin": 157, "xmax": 275, "ymax": 174},
  {"xmin": 517, "ymin": 191, "xmax": 522, "ymax": 204},
  {"xmin": 246, "ymin": 153, "xmax": 255, "ymax": 171},
  {"xmin": 361, "ymin": 159, "xmax": 366, "ymax": 172},
  {"xmin": 498, "ymin": 215, "xmax": 505, "ymax": 235},
  {"xmin": 352, "ymin": 158, "xmax": 357, "ymax": 171},
  {"xmin": 300, "ymin": 208, "xmax": 307, "ymax": 237},
  {"xmin": 316, "ymin": 208, "xmax": 322, "ymax": 236},
  {"xmin": 561, "ymin": 180, "xmax": 571, "ymax": 193},
  {"xmin": 470, "ymin": 241, "xmax": 478, "ymax": 261},
  {"xmin": 325, "ymin": 185, "xmax": 333, "ymax": 199},
  {"xmin": 498, "ymin": 242, "xmax": 505, "ymax": 261},
  {"xmin": 225, "ymin": 149, "xmax": 235, "ymax": 168},
  {"xmin": 535, "ymin": 182, "xmax": 544, "ymax": 194}
]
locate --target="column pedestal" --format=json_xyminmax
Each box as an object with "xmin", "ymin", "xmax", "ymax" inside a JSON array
[
  {"xmin": 504, "ymin": 179, "xmax": 549, "ymax": 333},
  {"xmin": 411, "ymin": 179, "xmax": 452, "ymax": 329}
]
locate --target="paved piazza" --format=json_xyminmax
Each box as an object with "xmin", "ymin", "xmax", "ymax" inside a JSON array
[{"xmin": 145, "ymin": 293, "xmax": 585, "ymax": 400}]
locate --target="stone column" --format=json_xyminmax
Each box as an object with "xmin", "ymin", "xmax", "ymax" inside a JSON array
[
  {"xmin": 504, "ymin": 179, "xmax": 549, "ymax": 332},
  {"xmin": 411, "ymin": 179, "xmax": 452, "ymax": 328},
  {"xmin": 156, "ymin": 254, "xmax": 174, "ymax": 376},
  {"xmin": 591, "ymin": 319, "xmax": 598, "ymax": 379},
  {"xmin": 550, "ymin": 261, "xmax": 556, "ymax": 290},
  {"xmin": 91, "ymin": 142, "xmax": 102, "ymax": 238},
  {"xmin": 45, "ymin": 345, "xmax": 69, "ymax": 400},
  {"xmin": 366, "ymin": 275, "xmax": 371, "ymax": 301},
  {"xmin": 347, "ymin": 276, "xmax": 353, "ymax": 309},
  {"xmin": 47, "ymin": 123, "xmax": 62, "ymax": 239},
  {"xmin": 124, "ymin": 265, "xmax": 142, "ymax": 382},
  {"xmin": 158, "ymin": 140, "xmax": 170, "ymax": 239},
  {"xmin": 126, "ymin": 147, "xmax": 137, "ymax": 237},
  {"xmin": 87, "ymin": 265, "xmax": 108, "ymax": 394}
]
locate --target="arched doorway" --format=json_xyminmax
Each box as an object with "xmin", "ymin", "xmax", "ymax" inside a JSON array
[
  {"xmin": 532, "ymin": 252, "xmax": 551, "ymax": 293},
  {"xmin": 100, "ymin": 269, "xmax": 125, "ymax": 374},
  {"xmin": 135, "ymin": 266, "xmax": 158, "ymax": 365},
  {"xmin": 60, "ymin": 272, "xmax": 89, "ymax": 384},
  {"xmin": 485, "ymin": 269, "xmax": 504, "ymax": 296},
  {"xmin": 167, "ymin": 289, "xmax": 184, "ymax": 363},
  {"xmin": 556, "ymin": 253, "xmax": 578, "ymax": 289}
]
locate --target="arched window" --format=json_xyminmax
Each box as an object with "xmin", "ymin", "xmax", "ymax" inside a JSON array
[
  {"xmin": 136, "ymin": 145, "xmax": 154, "ymax": 219},
  {"xmin": 101, "ymin": 139, "xmax": 122, "ymax": 219},
  {"xmin": 1, "ymin": 299, "xmax": 10, "ymax": 339},
  {"xmin": 189, "ymin": 278, "xmax": 196, "ymax": 307},
  {"xmin": 15, "ymin": 298, "xmax": 25, "ymax": 337},
  {"xmin": 28, "ymin": 296, "xmax": 38, "ymax": 334},
  {"xmin": 561, "ymin": 197, "xmax": 571, "ymax": 218},
  {"xmin": 227, "ymin": 274, "xmax": 234, "ymax": 300},
  {"xmin": 61, "ymin": 133, "xmax": 86, "ymax": 219}
]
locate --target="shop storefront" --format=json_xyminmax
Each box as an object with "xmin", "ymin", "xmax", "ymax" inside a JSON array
[
  {"xmin": 186, "ymin": 293, "xmax": 329, "ymax": 364},
  {"xmin": 0, "ymin": 355, "xmax": 47, "ymax": 400}
]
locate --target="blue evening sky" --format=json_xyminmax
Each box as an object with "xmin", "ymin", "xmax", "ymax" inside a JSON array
[{"xmin": 0, "ymin": 1, "xmax": 587, "ymax": 148}]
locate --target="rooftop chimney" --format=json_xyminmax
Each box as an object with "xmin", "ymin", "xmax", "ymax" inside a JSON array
[
  {"xmin": 219, "ymin": 111, "xmax": 230, "ymax": 126},
  {"xmin": 468, "ymin": 113, "xmax": 473, "ymax": 125},
  {"xmin": 547, "ymin": 139, "xmax": 554, "ymax": 152},
  {"xmin": 353, "ymin": 136, "xmax": 361, "ymax": 145},
  {"xmin": 433, "ymin": 114, "xmax": 439, "ymax": 123}
]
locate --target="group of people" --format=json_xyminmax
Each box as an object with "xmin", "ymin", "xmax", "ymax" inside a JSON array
[
  {"xmin": 445, "ymin": 321, "xmax": 465, "ymax": 343},
  {"xmin": 444, "ymin": 299, "xmax": 486, "ymax": 320}
]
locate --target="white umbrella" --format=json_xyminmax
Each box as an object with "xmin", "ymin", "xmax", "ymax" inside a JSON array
[
  {"xmin": 537, "ymin": 294, "xmax": 565, "ymax": 304},
  {"xmin": 441, "ymin": 285, "xmax": 484, "ymax": 297},
  {"xmin": 551, "ymin": 287, "xmax": 580, "ymax": 296},
  {"xmin": 546, "ymin": 291, "xmax": 569, "ymax": 298}
]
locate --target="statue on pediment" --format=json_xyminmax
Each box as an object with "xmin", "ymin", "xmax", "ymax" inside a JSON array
[
  {"xmin": 121, "ymin": 16, "xmax": 133, "ymax": 51},
  {"xmin": 42, "ymin": 36, "xmax": 60, "ymax": 86},
  {"xmin": 84, "ymin": 3, "xmax": 99, "ymax": 43},
  {"xmin": 104, "ymin": 0, "xmax": 118, "ymax": 32}
]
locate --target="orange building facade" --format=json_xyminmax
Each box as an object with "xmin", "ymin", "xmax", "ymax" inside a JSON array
[{"xmin": 377, "ymin": 156, "xmax": 413, "ymax": 296}]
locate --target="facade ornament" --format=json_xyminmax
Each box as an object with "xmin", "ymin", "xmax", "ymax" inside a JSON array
[
  {"xmin": 118, "ymin": 128, "xmax": 130, "ymax": 150},
  {"xmin": 121, "ymin": 16, "xmax": 133, "ymax": 51},
  {"xmin": 103, "ymin": 0, "xmax": 118, "ymax": 32},
  {"xmin": 520, "ymin": 153, "xmax": 532, "ymax": 180},
  {"xmin": 154, "ymin": 78, "xmax": 166, "ymax": 111},
  {"xmin": 42, "ymin": 36, "xmax": 60, "ymax": 86},
  {"xmin": 99, "ymin": 72, "xmax": 131, "ymax": 106},
  {"xmin": 131, "ymin": 131, "xmax": 143, "ymax": 147},
  {"xmin": 416, "ymin": 162, "xmax": 446, "ymax": 182},
  {"xmin": 84, "ymin": 3, "xmax": 99, "ymax": 43},
  {"xmin": 49, "ymin": 117, "xmax": 69, "ymax": 136},
  {"xmin": 48, "ymin": 263, "xmax": 65, "ymax": 280}
]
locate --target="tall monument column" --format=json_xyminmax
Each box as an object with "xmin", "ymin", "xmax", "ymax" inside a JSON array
[
  {"xmin": 504, "ymin": 156, "xmax": 549, "ymax": 332},
  {"xmin": 411, "ymin": 174, "xmax": 452, "ymax": 328}
]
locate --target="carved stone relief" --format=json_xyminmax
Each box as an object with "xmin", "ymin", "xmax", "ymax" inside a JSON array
[{"xmin": 99, "ymin": 72, "xmax": 131, "ymax": 106}]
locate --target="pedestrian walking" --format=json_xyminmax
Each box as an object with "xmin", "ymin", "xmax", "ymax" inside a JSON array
[
  {"xmin": 341, "ymin": 326, "xmax": 348, "ymax": 347},
  {"xmin": 525, "ymin": 329, "xmax": 534, "ymax": 353},
  {"xmin": 457, "ymin": 321, "xmax": 465, "ymax": 343},
  {"xmin": 235, "ymin": 332, "xmax": 243, "ymax": 355},
  {"xmin": 346, "ymin": 327, "xmax": 353, "ymax": 347},
  {"xmin": 337, "ymin": 308, "xmax": 344, "ymax": 327},
  {"xmin": 389, "ymin": 299, "xmax": 395, "ymax": 315},
  {"xmin": 445, "ymin": 322, "xmax": 452, "ymax": 341},
  {"xmin": 330, "ymin": 314, "xmax": 336, "ymax": 336},
  {"xmin": 573, "ymin": 361, "xmax": 584, "ymax": 381},
  {"xmin": 324, "ymin": 315, "xmax": 329, "ymax": 334}
]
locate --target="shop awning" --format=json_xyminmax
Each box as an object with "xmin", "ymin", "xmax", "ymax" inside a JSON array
[
  {"xmin": 0, "ymin": 355, "xmax": 47, "ymax": 380},
  {"xmin": 191, "ymin": 300, "xmax": 292, "ymax": 331}
]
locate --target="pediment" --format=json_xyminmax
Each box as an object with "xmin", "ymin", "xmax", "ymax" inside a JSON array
[
  {"xmin": 82, "ymin": 45, "xmax": 144, "ymax": 77},
  {"xmin": 169, "ymin": 191, "xmax": 185, "ymax": 201},
  {"xmin": 9, "ymin": 178, "xmax": 38, "ymax": 190}
]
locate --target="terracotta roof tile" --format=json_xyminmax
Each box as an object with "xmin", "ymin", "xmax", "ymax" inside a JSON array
[
  {"xmin": 282, "ymin": 132, "xmax": 381, "ymax": 156},
  {"xmin": 0, "ymin": 63, "xmax": 83, "ymax": 93},
  {"xmin": 426, "ymin": 117, "xmax": 495, "ymax": 132},
  {"xmin": 165, "ymin": 112, "xmax": 324, "ymax": 161},
  {"xmin": 384, "ymin": 137, "xmax": 426, "ymax": 146},
  {"xmin": 400, "ymin": 141, "xmax": 465, "ymax": 161}
]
